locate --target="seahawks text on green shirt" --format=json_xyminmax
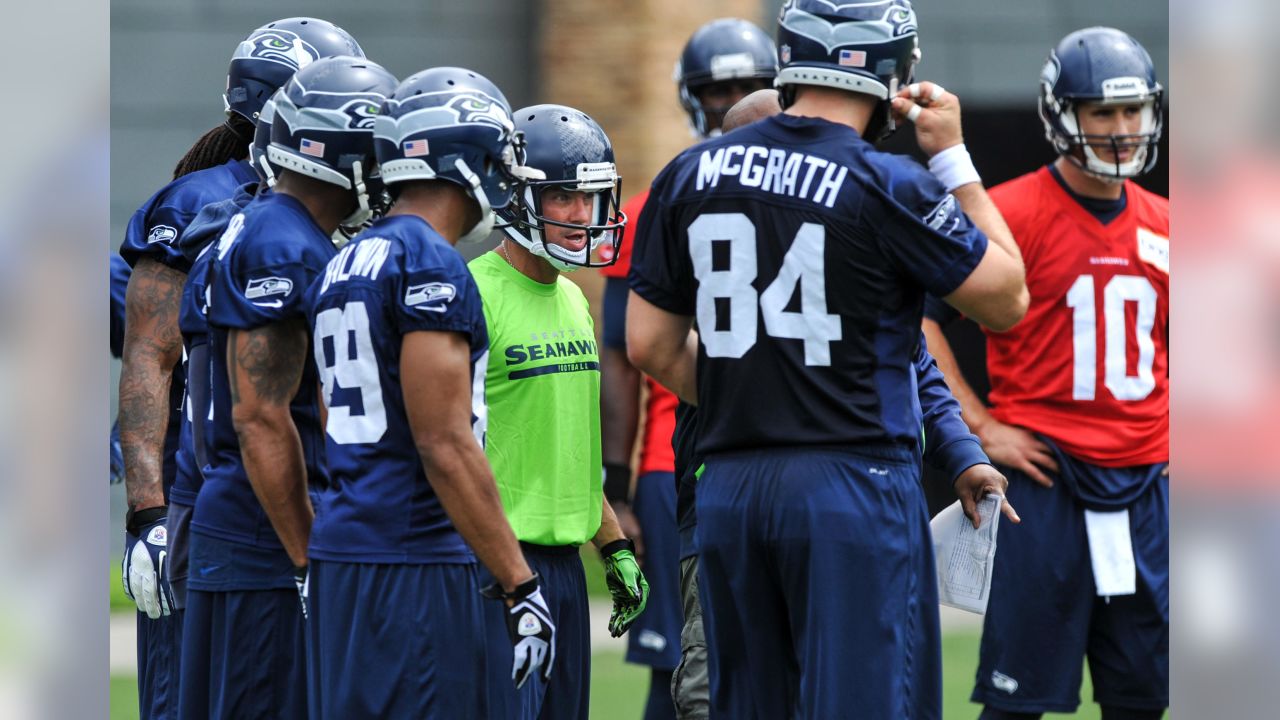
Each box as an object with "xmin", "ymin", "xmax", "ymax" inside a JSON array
[{"xmin": 468, "ymin": 250, "xmax": 603, "ymax": 546}]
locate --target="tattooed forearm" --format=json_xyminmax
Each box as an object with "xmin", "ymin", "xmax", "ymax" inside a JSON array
[
  {"xmin": 229, "ymin": 316, "xmax": 309, "ymax": 408},
  {"xmin": 119, "ymin": 257, "xmax": 186, "ymax": 510}
]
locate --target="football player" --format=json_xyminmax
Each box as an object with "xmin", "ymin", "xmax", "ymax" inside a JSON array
[
  {"xmin": 164, "ymin": 91, "xmax": 281, "ymax": 665},
  {"xmin": 474, "ymin": 103, "xmax": 641, "ymax": 720},
  {"xmin": 116, "ymin": 18, "xmax": 362, "ymax": 719},
  {"xmin": 920, "ymin": 28, "xmax": 1169, "ymax": 720},
  {"xmin": 597, "ymin": 19, "xmax": 776, "ymax": 720},
  {"xmin": 625, "ymin": 1, "xmax": 1027, "ymax": 717},
  {"xmin": 179, "ymin": 56, "xmax": 396, "ymax": 718},
  {"xmin": 305, "ymin": 67, "xmax": 555, "ymax": 718}
]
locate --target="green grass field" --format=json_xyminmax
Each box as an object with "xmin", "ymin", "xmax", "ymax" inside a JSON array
[
  {"xmin": 110, "ymin": 631, "xmax": 1101, "ymax": 719},
  {"xmin": 112, "ymin": 556, "xmax": 1103, "ymax": 719}
]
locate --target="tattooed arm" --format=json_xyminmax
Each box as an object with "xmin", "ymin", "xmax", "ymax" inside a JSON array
[
  {"xmin": 229, "ymin": 316, "xmax": 313, "ymax": 567},
  {"xmin": 119, "ymin": 257, "xmax": 184, "ymax": 512}
]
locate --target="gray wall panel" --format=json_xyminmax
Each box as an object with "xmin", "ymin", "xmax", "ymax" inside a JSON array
[{"xmin": 112, "ymin": 0, "xmax": 536, "ymax": 248}]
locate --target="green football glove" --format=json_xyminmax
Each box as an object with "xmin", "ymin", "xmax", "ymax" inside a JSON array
[{"xmin": 600, "ymin": 538, "xmax": 648, "ymax": 637}]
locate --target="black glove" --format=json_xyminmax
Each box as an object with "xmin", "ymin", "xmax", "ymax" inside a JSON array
[{"xmin": 481, "ymin": 574, "xmax": 556, "ymax": 688}]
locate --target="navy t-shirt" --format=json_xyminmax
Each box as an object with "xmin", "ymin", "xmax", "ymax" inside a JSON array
[
  {"xmin": 308, "ymin": 215, "xmax": 487, "ymax": 564},
  {"xmin": 630, "ymin": 114, "xmax": 989, "ymax": 455},
  {"xmin": 193, "ymin": 192, "xmax": 334, "ymax": 556}
]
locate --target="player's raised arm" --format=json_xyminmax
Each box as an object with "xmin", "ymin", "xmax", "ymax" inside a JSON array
[{"xmin": 892, "ymin": 81, "xmax": 1029, "ymax": 331}]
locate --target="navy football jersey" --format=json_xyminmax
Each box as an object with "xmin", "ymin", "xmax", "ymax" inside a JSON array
[
  {"xmin": 170, "ymin": 184, "xmax": 260, "ymax": 507},
  {"xmin": 118, "ymin": 158, "xmax": 256, "ymax": 496},
  {"xmin": 308, "ymin": 215, "xmax": 487, "ymax": 564},
  {"xmin": 629, "ymin": 114, "xmax": 988, "ymax": 453},
  {"xmin": 119, "ymin": 159, "xmax": 256, "ymax": 273},
  {"xmin": 195, "ymin": 192, "xmax": 334, "ymax": 550}
]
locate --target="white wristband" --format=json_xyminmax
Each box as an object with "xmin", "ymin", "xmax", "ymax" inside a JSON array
[{"xmin": 927, "ymin": 143, "xmax": 981, "ymax": 193}]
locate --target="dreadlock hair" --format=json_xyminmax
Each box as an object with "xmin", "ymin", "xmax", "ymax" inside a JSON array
[{"xmin": 171, "ymin": 113, "xmax": 255, "ymax": 180}]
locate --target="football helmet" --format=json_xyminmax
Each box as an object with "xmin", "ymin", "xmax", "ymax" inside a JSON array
[
  {"xmin": 268, "ymin": 56, "xmax": 398, "ymax": 228},
  {"xmin": 1039, "ymin": 27, "xmax": 1164, "ymax": 181},
  {"xmin": 676, "ymin": 18, "xmax": 778, "ymax": 137},
  {"xmin": 225, "ymin": 17, "xmax": 365, "ymax": 122},
  {"xmin": 374, "ymin": 67, "xmax": 523, "ymax": 244},
  {"xmin": 775, "ymin": 0, "xmax": 921, "ymax": 142},
  {"xmin": 497, "ymin": 105, "xmax": 625, "ymax": 271}
]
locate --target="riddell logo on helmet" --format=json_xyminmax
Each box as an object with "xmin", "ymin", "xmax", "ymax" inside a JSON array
[{"xmin": 1101, "ymin": 76, "xmax": 1149, "ymax": 99}]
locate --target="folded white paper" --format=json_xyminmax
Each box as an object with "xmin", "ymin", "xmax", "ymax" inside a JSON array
[
  {"xmin": 1084, "ymin": 508, "xmax": 1136, "ymax": 597},
  {"xmin": 931, "ymin": 495, "xmax": 1003, "ymax": 614}
]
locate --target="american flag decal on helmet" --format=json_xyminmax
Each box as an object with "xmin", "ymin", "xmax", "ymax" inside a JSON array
[
  {"xmin": 403, "ymin": 139, "xmax": 429, "ymax": 157},
  {"xmin": 300, "ymin": 138, "xmax": 326, "ymax": 157}
]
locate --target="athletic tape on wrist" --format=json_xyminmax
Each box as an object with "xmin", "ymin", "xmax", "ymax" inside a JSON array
[{"xmin": 927, "ymin": 143, "xmax": 981, "ymax": 193}]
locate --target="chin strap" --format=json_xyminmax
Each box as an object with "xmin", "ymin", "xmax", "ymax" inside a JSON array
[
  {"xmin": 340, "ymin": 160, "xmax": 374, "ymax": 229},
  {"xmin": 456, "ymin": 157, "xmax": 496, "ymax": 244},
  {"xmin": 257, "ymin": 154, "xmax": 277, "ymax": 188}
]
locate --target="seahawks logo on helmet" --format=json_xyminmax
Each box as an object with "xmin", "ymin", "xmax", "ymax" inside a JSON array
[
  {"xmin": 446, "ymin": 94, "xmax": 514, "ymax": 133},
  {"xmin": 779, "ymin": 1, "xmax": 918, "ymax": 51},
  {"xmin": 237, "ymin": 30, "xmax": 320, "ymax": 71},
  {"xmin": 886, "ymin": 5, "xmax": 917, "ymax": 36},
  {"xmin": 338, "ymin": 98, "xmax": 381, "ymax": 130}
]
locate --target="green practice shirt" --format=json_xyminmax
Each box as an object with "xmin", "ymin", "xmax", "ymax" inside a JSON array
[{"xmin": 469, "ymin": 251, "xmax": 603, "ymax": 546}]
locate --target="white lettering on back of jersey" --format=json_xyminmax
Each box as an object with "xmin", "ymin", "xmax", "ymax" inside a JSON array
[
  {"xmin": 321, "ymin": 237, "xmax": 392, "ymax": 294},
  {"xmin": 695, "ymin": 144, "xmax": 849, "ymax": 208}
]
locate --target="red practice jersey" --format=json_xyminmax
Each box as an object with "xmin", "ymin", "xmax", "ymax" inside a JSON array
[
  {"xmin": 986, "ymin": 167, "xmax": 1169, "ymax": 467},
  {"xmin": 601, "ymin": 188, "xmax": 677, "ymax": 475}
]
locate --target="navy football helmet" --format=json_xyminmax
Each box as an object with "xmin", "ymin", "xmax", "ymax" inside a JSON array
[
  {"xmin": 676, "ymin": 19, "xmax": 778, "ymax": 137},
  {"xmin": 250, "ymin": 90, "xmax": 280, "ymax": 187},
  {"xmin": 775, "ymin": 0, "xmax": 921, "ymax": 142},
  {"xmin": 225, "ymin": 17, "xmax": 365, "ymax": 122},
  {"xmin": 374, "ymin": 67, "xmax": 523, "ymax": 243},
  {"xmin": 268, "ymin": 56, "xmax": 398, "ymax": 228},
  {"xmin": 1039, "ymin": 27, "xmax": 1164, "ymax": 181},
  {"xmin": 497, "ymin": 105, "xmax": 625, "ymax": 271}
]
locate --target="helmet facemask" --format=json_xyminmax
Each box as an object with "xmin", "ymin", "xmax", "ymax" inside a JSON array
[
  {"xmin": 501, "ymin": 162, "xmax": 625, "ymax": 272},
  {"xmin": 1044, "ymin": 94, "xmax": 1163, "ymax": 182}
]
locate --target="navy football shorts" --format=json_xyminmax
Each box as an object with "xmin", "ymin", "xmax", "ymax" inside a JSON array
[
  {"xmin": 310, "ymin": 560, "xmax": 487, "ymax": 718},
  {"xmin": 135, "ymin": 605, "xmax": 182, "ymax": 720},
  {"xmin": 626, "ymin": 471, "xmax": 683, "ymax": 671},
  {"xmin": 972, "ymin": 468, "xmax": 1169, "ymax": 713},
  {"xmin": 178, "ymin": 532, "xmax": 305, "ymax": 719},
  {"xmin": 480, "ymin": 543, "xmax": 590, "ymax": 720},
  {"xmin": 696, "ymin": 445, "xmax": 940, "ymax": 720}
]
